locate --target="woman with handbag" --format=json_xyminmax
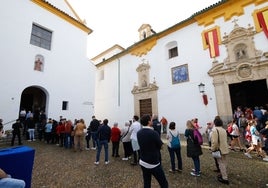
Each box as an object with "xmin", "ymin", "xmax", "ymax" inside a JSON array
[{"xmin": 211, "ymin": 118, "xmax": 229, "ymax": 185}]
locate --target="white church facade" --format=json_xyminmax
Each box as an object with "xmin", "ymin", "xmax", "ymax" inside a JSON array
[
  {"xmin": 91, "ymin": 0, "xmax": 268, "ymax": 133},
  {"xmin": 0, "ymin": 0, "xmax": 95, "ymax": 129}
]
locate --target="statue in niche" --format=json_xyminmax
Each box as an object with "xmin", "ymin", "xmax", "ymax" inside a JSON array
[
  {"xmin": 236, "ymin": 49, "xmax": 246, "ymax": 59},
  {"xmin": 141, "ymin": 75, "xmax": 147, "ymax": 87}
]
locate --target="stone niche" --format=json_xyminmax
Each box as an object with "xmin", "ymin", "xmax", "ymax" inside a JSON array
[{"xmin": 131, "ymin": 60, "xmax": 159, "ymax": 116}]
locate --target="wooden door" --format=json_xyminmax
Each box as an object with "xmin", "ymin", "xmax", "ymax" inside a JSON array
[{"xmin": 139, "ymin": 98, "xmax": 152, "ymax": 117}]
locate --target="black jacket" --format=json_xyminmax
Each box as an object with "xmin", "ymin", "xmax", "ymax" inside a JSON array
[{"xmin": 137, "ymin": 127, "xmax": 163, "ymax": 165}]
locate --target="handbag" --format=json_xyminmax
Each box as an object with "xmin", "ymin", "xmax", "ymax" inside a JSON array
[
  {"xmin": 212, "ymin": 129, "xmax": 221, "ymax": 159},
  {"xmin": 212, "ymin": 150, "xmax": 221, "ymax": 158}
]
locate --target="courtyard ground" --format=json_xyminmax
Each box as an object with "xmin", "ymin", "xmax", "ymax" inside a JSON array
[{"xmin": 1, "ymin": 135, "xmax": 267, "ymax": 188}]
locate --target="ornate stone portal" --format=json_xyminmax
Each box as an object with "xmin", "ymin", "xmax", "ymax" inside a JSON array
[
  {"xmin": 131, "ymin": 60, "xmax": 159, "ymax": 117},
  {"xmin": 208, "ymin": 21, "xmax": 268, "ymax": 122}
]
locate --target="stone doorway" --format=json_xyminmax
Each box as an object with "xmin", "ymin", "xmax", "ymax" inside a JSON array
[
  {"xmin": 20, "ymin": 86, "xmax": 48, "ymax": 115},
  {"xmin": 208, "ymin": 22, "xmax": 268, "ymax": 122},
  {"xmin": 132, "ymin": 60, "xmax": 159, "ymax": 117},
  {"xmin": 229, "ymin": 79, "xmax": 268, "ymax": 112}
]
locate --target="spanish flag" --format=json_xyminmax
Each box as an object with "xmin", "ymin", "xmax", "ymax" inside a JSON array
[
  {"xmin": 257, "ymin": 10, "xmax": 268, "ymax": 38},
  {"xmin": 204, "ymin": 29, "xmax": 219, "ymax": 58}
]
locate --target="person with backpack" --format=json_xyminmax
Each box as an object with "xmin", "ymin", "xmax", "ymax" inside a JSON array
[
  {"xmin": 184, "ymin": 120, "xmax": 203, "ymax": 177},
  {"xmin": 166, "ymin": 122, "xmax": 182, "ymax": 173}
]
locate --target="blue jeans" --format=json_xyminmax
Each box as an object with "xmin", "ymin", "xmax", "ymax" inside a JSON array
[
  {"xmin": 28, "ymin": 129, "xmax": 35, "ymax": 140},
  {"xmin": 192, "ymin": 156, "xmax": 200, "ymax": 174},
  {"xmin": 140, "ymin": 164, "xmax": 168, "ymax": 188},
  {"xmin": 91, "ymin": 131, "xmax": 99, "ymax": 148},
  {"xmin": 167, "ymin": 146, "xmax": 182, "ymax": 171},
  {"xmin": 96, "ymin": 140, "xmax": 109, "ymax": 162},
  {"xmin": 64, "ymin": 133, "xmax": 71, "ymax": 148},
  {"xmin": 0, "ymin": 175, "xmax": 25, "ymax": 188}
]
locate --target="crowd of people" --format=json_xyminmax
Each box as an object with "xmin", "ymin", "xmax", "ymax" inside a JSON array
[{"xmin": 1, "ymin": 105, "xmax": 268, "ymax": 187}]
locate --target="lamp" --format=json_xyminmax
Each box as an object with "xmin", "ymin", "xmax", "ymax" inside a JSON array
[
  {"xmin": 198, "ymin": 83, "xmax": 208, "ymax": 105},
  {"xmin": 198, "ymin": 83, "xmax": 205, "ymax": 93}
]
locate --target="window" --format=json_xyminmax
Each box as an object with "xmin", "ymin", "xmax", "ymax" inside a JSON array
[
  {"xmin": 166, "ymin": 41, "xmax": 178, "ymax": 59},
  {"xmin": 30, "ymin": 24, "xmax": 52, "ymax": 50},
  {"xmin": 169, "ymin": 47, "xmax": 178, "ymax": 58},
  {"xmin": 62, "ymin": 101, "xmax": 68, "ymax": 110}
]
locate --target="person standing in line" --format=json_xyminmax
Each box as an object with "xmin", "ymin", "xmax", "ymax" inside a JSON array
[
  {"xmin": 73, "ymin": 119, "xmax": 86, "ymax": 152},
  {"xmin": 11, "ymin": 119, "xmax": 23, "ymax": 146},
  {"xmin": 121, "ymin": 121, "xmax": 133, "ymax": 160},
  {"xmin": 85, "ymin": 124, "xmax": 91, "ymax": 150},
  {"xmin": 160, "ymin": 116, "xmax": 168, "ymax": 134},
  {"xmin": 64, "ymin": 120, "xmax": 73, "ymax": 148},
  {"xmin": 26, "ymin": 115, "xmax": 35, "ymax": 141},
  {"xmin": 94, "ymin": 119, "xmax": 111, "ymax": 165},
  {"xmin": 89, "ymin": 116, "xmax": 100, "ymax": 150},
  {"xmin": 111, "ymin": 122, "xmax": 121, "ymax": 157},
  {"xmin": 129, "ymin": 115, "xmax": 141, "ymax": 165},
  {"xmin": 137, "ymin": 114, "xmax": 168, "ymax": 188},
  {"xmin": 0, "ymin": 119, "xmax": 3, "ymax": 137},
  {"xmin": 152, "ymin": 114, "xmax": 161, "ymax": 136},
  {"xmin": 44, "ymin": 119, "xmax": 53, "ymax": 144},
  {"xmin": 211, "ymin": 117, "xmax": 230, "ymax": 185},
  {"xmin": 184, "ymin": 120, "xmax": 203, "ymax": 177},
  {"xmin": 166, "ymin": 121, "xmax": 182, "ymax": 173}
]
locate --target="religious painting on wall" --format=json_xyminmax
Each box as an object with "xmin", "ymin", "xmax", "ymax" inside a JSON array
[
  {"xmin": 171, "ymin": 64, "xmax": 189, "ymax": 84},
  {"xmin": 34, "ymin": 54, "xmax": 44, "ymax": 72}
]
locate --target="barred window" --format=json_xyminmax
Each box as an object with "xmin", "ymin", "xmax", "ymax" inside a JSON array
[
  {"xmin": 169, "ymin": 47, "xmax": 178, "ymax": 58},
  {"xmin": 30, "ymin": 24, "xmax": 52, "ymax": 50}
]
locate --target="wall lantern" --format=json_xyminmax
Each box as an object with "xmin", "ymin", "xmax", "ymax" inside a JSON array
[
  {"xmin": 198, "ymin": 83, "xmax": 205, "ymax": 93},
  {"xmin": 198, "ymin": 83, "xmax": 208, "ymax": 105}
]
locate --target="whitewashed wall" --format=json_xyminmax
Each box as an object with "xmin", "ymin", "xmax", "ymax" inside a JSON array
[
  {"xmin": 94, "ymin": 2, "xmax": 268, "ymax": 133},
  {"xmin": 0, "ymin": 0, "xmax": 95, "ymax": 129}
]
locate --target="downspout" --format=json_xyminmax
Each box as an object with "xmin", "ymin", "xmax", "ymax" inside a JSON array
[{"xmin": 118, "ymin": 58, "xmax": 120, "ymax": 106}]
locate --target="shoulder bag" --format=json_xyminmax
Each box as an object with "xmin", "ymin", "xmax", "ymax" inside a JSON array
[{"xmin": 212, "ymin": 129, "xmax": 221, "ymax": 159}]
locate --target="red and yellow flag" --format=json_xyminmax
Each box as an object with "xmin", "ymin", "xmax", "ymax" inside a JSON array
[
  {"xmin": 204, "ymin": 29, "xmax": 219, "ymax": 58},
  {"xmin": 257, "ymin": 10, "xmax": 268, "ymax": 38}
]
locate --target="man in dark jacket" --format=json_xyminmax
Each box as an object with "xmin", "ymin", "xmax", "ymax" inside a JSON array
[
  {"xmin": 137, "ymin": 114, "xmax": 168, "ymax": 188},
  {"xmin": 11, "ymin": 119, "xmax": 23, "ymax": 146},
  {"xmin": 89, "ymin": 116, "xmax": 100, "ymax": 149},
  {"xmin": 94, "ymin": 119, "xmax": 111, "ymax": 165}
]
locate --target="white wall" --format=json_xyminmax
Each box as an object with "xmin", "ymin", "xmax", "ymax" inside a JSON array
[
  {"xmin": 0, "ymin": 0, "xmax": 95, "ymax": 129},
  {"xmin": 93, "ymin": 1, "xmax": 268, "ymax": 133}
]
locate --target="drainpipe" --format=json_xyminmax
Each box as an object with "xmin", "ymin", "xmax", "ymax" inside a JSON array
[{"xmin": 118, "ymin": 58, "xmax": 120, "ymax": 106}]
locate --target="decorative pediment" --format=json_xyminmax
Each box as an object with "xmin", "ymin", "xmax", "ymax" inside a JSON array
[
  {"xmin": 208, "ymin": 21, "xmax": 266, "ymax": 79},
  {"xmin": 131, "ymin": 60, "xmax": 158, "ymax": 94},
  {"xmin": 219, "ymin": 21, "xmax": 262, "ymax": 66}
]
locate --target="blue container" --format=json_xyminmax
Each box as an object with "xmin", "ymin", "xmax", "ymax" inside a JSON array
[{"xmin": 0, "ymin": 146, "xmax": 35, "ymax": 188}]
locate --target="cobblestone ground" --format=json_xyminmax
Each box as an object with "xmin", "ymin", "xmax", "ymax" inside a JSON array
[{"xmin": 2, "ymin": 135, "xmax": 268, "ymax": 188}]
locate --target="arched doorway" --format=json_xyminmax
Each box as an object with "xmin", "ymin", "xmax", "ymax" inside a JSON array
[{"xmin": 19, "ymin": 86, "xmax": 47, "ymax": 117}]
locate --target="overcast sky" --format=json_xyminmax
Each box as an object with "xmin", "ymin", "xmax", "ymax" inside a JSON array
[{"xmin": 68, "ymin": 0, "xmax": 220, "ymax": 58}]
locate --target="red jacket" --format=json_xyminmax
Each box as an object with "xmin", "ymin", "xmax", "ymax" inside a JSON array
[{"xmin": 111, "ymin": 127, "xmax": 121, "ymax": 142}]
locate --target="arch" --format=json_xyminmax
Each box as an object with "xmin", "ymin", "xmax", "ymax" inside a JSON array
[{"xmin": 19, "ymin": 86, "xmax": 49, "ymax": 119}]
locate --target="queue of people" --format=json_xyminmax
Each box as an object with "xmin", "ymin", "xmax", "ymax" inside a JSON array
[{"xmin": 1, "ymin": 109, "xmax": 268, "ymax": 187}]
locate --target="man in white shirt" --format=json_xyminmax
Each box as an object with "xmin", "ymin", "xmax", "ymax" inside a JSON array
[{"xmin": 129, "ymin": 115, "xmax": 141, "ymax": 165}]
